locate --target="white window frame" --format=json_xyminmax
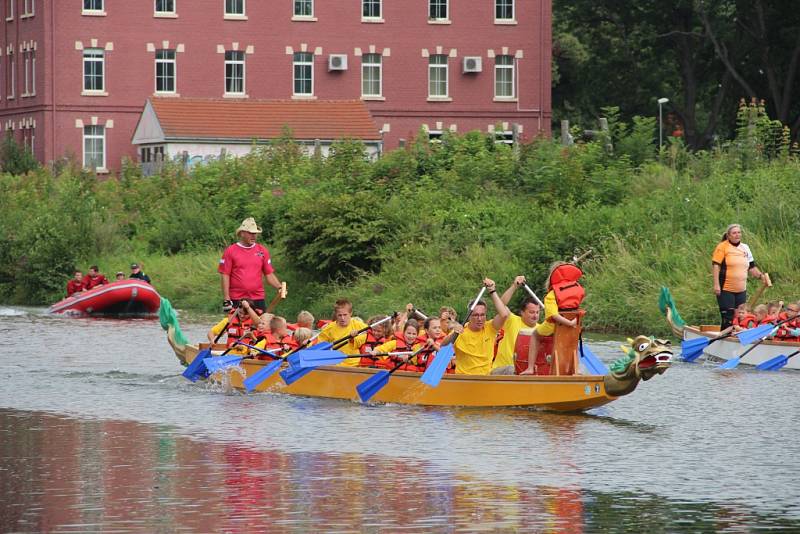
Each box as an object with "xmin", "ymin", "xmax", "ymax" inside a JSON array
[
  {"xmin": 292, "ymin": 52, "xmax": 313, "ymax": 97},
  {"xmin": 494, "ymin": 55, "xmax": 515, "ymax": 99},
  {"xmin": 23, "ymin": 51, "xmax": 30, "ymax": 96},
  {"xmin": 154, "ymin": 0, "xmax": 176, "ymax": 16},
  {"xmin": 293, "ymin": 0, "xmax": 313, "ymax": 18},
  {"xmin": 428, "ymin": 0, "xmax": 449, "ymax": 22},
  {"xmin": 155, "ymin": 49, "xmax": 176, "ymax": 94},
  {"xmin": 428, "ymin": 54, "xmax": 448, "ymax": 98},
  {"xmin": 82, "ymin": 0, "xmax": 105, "ymax": 15},
  {"xmin": 23, "ymin": 0, "xmax": 34, "ymax": 17},
  {"xmin": 83, "ymin": 125, "xmax": 106, "ymax": 171},
  {"xmin": 7, "ymin": 51, "xmax": 14, "ymax": 99},
  {"xmin": 224, "ymin": 50, "xmax": 245, "ymax": 95},
  {"xmin": 362, "ymin": 0, "xmax": 382, "ymax": 21},
  {"xmin": 31, "ymin": 51, "xmax": 35, "ymax": 95},
  {"xmin": 224, "ymin": 0, "xmax": 245, "ymax": 18},
  {"xmin": 6, "ymin": 0, "xmax": 13, "ymax": 20},
  {"xmin": 495, "ymin": 0, "xmax": 514, "ymax": 22},
  {"xmin": 361, "ymin": 53, "xmax": 382, "ymax": 98},
  {"xmin": 82, "ymin": 48, "xmax": 105, "ymax": 93}
]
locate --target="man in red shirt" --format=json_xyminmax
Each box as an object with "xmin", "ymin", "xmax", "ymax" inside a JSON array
[
  {"xmin": 82, "ymin": 266, "xmax": 109, "ymax": 290},
  {"xmin": 66, "ymin": 270, "xmax": 85, "ymax": 296},
  {"xmin": 218, "ymin": 217, "xmax": 283, "ymax": 312}
]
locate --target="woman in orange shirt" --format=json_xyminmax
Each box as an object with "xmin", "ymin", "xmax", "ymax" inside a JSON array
[{"xmin": 712, "ymin": 224, "xmax": 764, "ymax": 329}]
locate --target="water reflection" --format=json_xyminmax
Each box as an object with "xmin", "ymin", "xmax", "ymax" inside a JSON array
[{"xmin": 2, "ymin": 410, "xmax": 797, "ymax": 533}]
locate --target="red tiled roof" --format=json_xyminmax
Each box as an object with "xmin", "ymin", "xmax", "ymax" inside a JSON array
[{"xmin": 149, "ymin": 98, "xmax": 381, "ymax": 141}]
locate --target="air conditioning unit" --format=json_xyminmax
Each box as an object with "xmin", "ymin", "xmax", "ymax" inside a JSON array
[
  {"xmin": 328, "ymin": 54, "xmax": 348, "ymax": 71},
  {"xmin": 463, "ymin": 56, "xmax": 482, "ymax": 73}
]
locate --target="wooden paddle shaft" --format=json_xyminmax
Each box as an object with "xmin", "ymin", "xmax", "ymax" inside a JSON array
[{"xmin": 748, "ymin": 273, "xmax": 772, "ymax": 308}]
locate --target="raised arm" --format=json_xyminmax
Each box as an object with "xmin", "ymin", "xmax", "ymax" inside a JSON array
[
  {"xmin": 500, "ymin": 275, "xmax": 526, "ymax": 305},
  {"xmin": 485, "ymin": 278, "xmax": 511, "ymax": 330}
]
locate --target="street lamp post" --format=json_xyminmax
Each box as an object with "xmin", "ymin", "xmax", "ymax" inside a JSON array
[{"xmin": 658, "ymin": 97, "xmax": 669, "ymax": 150}]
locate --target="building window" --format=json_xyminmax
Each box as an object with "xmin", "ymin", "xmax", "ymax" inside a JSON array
[
  {"xmin": 31, "ymin": 50, "xmax": 36, "ymax": 95},
  {"xmin": 7, "ymin": 52, "xmax": 15, "ymax": 98},
  {"xmin": 224, "ymin": 50, "xmax": 245, "ymax": 95},
  {"xmin": 155, "ymin": 0, "xmax": 175, "ymax": 15},
  {"xmin": 293, "ymin": 52, "xmax": 313, "ymax": 96},
  {"xmin": 83, "ymin": 125, "xmax": 106, "ymax": 170},
  {"xmin": 225, "ymin": 0, "xmax": 244, "ymax": 16},
  {"xmin": 155, "ymin": 49, "xmax": 176, "ymax": 93},
  {"xmin": 428, "ymin": 54, "xmax": 448, "ymax": 97},
  {"xmin": 362, "ymin": 0, "xmax": 381, "ymax": 19},
  {"xmin": 23, "ymin": 0, "xmax": 34, "ymax": 17},
  {"xmin": 23, "ymin": 51, "xmax": 30, "ymax": 96},
  {"xmin": 495, "ymin": 0, "xmax": 513, "ymax": 21},
  {"xmin": 429, "ymin": 0, "xmax": 447, "ymax": 20},
  {"xmin": 83, "ymin": 0, "xmax": 103, "ymax": 12},
  {"xmin": 6, "ymin": 0, "xmax": 13, "ymax": 19},
  {"xmin": 294, "ymin": 0, "xmax": 312, "ymax": 17},
  {"xmin": 361, "ymin": 53, "xmax": 381, "ymax": 97},
  {"xmin": 83, "ymin": 48, "xmax": 105, "ymax": 92},
  {"xmin": 494, "ymin": 55, "xmax": 514, "ymax": 98}
]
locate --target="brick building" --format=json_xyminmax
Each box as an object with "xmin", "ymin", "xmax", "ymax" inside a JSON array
[{"xmin": 0, "ymin": 0, "xmax": 551, "ymax": 173}]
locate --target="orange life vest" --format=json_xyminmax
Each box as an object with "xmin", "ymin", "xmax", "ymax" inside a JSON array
[
  {"xmin": 226, "ymin": 314, "xmax": 254, "ymax": 348},
  {"xmin": 733, "ymin": 313, "xmax": 757, "ymax": 330},
  {"xmin": 359, "ymin": 331, "xmax": 385, "ymax": 367},
  {"xmin": 550, "ymin": 264, "xmax": 585, "ymax": 311}
]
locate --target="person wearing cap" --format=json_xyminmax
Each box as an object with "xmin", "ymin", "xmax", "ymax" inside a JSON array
[
  {"xmin": 129, "ymin": 263, "xmax": 151, "ymax": 284},
  {"xmin": 115, "ymin": 272, "xmax": 125, "ymax": 281},
  {"xmin": 218, "ymin": 217, "xmax": 283, "ymax": 312}
]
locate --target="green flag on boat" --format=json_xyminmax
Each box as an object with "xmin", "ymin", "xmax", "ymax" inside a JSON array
[
  {"xmin": 658, "ymin": 287, "xmax": 685, "ymax": 329},
  {"xmin": 158, "ymin": 297, "xmax": 189, "ymax": 346}
]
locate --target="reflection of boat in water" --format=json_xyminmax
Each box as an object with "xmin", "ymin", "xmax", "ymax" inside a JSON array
[
  {"xmin": 163, "ymin": 306, "xmax": 672, "ymax": 412},
  {"xmin": 49, "ymin": 280, "xmax": 160, "ymax": 316},
  {"xmin": 660, "ymin": 287, "xmax": 800, "ymax": 370}
]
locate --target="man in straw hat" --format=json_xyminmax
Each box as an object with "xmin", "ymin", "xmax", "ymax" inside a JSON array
[{"xmin": 218, "ymin": 217, "xmax": 283, "ymax": 312}]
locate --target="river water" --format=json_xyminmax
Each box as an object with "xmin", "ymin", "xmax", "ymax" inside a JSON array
[{"xmin": 1, "ymin": 306, "xmax": 799, "ymax": 533}]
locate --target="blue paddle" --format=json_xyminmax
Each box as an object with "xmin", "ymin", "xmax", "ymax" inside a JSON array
[
  {"xmin": 298, "ymin": 350, "xmax": 413, "ymax": 368},
  {"xmin": 182, "ymin": 314, "xmax": 233, "ymax": 381},
  {"xmin": 718, "ymin": 327, "xmax": 778, "ymax": 369},
  {"xmin": 202, "ymin": 344, "xmax": 280, "ymax": 375},
  {"xmin": 357, "ymin": 346, "xmax": 426, "ymax": 403},
  {"xmin": 756, "ymin": 349, "xmax": 800, "ymax": 371},
  {"xmin": 579, "ymin": 337, "xmax": 609, "ymax": 375},
  {"xmin": 419, "ymin": 286, "xmax": 487, "ymax": 388},
  {"xmin": 242, "ymin": 336, "xmax": 326, "ymax": 392}
]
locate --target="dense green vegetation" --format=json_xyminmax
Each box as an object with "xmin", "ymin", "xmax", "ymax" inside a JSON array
[{"xmin": 1, "ymin": 102, "xmax": 798, "ymax": 336}]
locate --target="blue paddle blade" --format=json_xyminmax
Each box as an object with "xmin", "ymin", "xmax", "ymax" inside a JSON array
[
  {"xmin": 280, "ymin": 364, "xmax": 314, "ymax": 385},
  {"xmin": 311, "ymin": 342, "xmax": 334, "ymax": 350},
  {"xmin": 756, "ymin": 354, "xmax": 787, "ymax": 371},
  {"xmin": 579, "ymin": 343, "xmax": 609, "ymax": 375},
  {"xmin": 357, "ymin": 370, "xmax": 390, "ymax": 402},
  {"xmin": 286, "ymin": 342, "xmax": 334, "ymax": 368},
  {"xmin": 182, "ymin": 348, "xmax": 211, "ymax": 382},
  {"xmin": 298, "ymin": 349, "xmax": 347, "ymax": 368},
  {"xmin": 737, "ymin": 324, "xmax": 774, "ymax": 346},
  {"xmin": 717, "ymin": 356, "xmax": 742, "ymax": 370},
  {"xmin": 681, "ymin": 337, "xmax": 710, "ymax": 362},
  {"xmin": 420, "ymin": 344, "xmax": 455, "ymax": 388},
  {"xmin": 203, "ymin": 355, "xmax": 244, "ymax": 374},
  {"xmin": 243, "ymin": 359, "xmax": 283, "ymax": 392}
]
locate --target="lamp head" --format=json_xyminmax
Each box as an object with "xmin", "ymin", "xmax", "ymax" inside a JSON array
[{"xmin": 657, "ymin": 97, "xmax": 669, "ymax": 104}]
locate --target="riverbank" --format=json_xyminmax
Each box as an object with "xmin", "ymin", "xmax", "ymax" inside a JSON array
[{"xmin": 1, "ymin": 115, "xmax": 798, "ymax": 335}]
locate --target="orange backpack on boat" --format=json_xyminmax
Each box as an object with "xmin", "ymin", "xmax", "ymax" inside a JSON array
[{"xmin": 550, "ymin": 264, "xmax": 585, "ymax": 311}]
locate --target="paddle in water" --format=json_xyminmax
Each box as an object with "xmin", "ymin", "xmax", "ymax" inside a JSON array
[
  {"xmin": 578, "ymin": 336, "xmax": 609, "ymax": 375},
  {"xmin": 242, "ymin": 333, "xmax": 324, "ymax": 392},
  {"xmin": 755, "ymin": 349, "xmax": 800, "ymax": 371},
  {"xmin": 420, "ymin": 286, "xmax": 486, "ymax": 388},
  {"xmin": 718, "ymin": 326, "xmax": 778, "ymax": 369},
  {"xmin": 357, "ymin": 346, "xmax": 427, "ymax": 403},
  {"xmin": 182, "ymin": 312, "xmax": 235, "ymax": 381}
]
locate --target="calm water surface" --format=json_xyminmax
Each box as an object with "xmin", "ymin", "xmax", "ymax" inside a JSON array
[{"xmin": 1, "ymin": 306, "xmax": 799, "ymax": 532}]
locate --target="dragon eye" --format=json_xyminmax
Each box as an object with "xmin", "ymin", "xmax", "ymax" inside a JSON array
[{"xmin": 637, "ymin": 341, "xmax": 650, "ymax": 352}]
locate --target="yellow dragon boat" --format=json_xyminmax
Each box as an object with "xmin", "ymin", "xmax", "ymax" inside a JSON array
[{"xmin": 163, "ymin": 305, "xmax": 672, "ymax": 412}]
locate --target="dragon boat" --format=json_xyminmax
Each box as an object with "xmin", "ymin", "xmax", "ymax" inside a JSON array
[
  {"xmin": 49, "ymin": 279, "xmax": 161, "ymax": 316},
  {"xmin": 659, "ymin": 287, "xmax": 800, "ymax": 370},
  {"xmin": 161, "ymin": 301, "xmax": 672, "ymax": 411}
]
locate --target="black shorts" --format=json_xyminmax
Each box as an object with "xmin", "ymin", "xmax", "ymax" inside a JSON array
[
  {"xmin": 716, "ymin": 290, "xmax": 746, "ymax": 328},
  {"xmin": 232, "ymin": 299, "xmax": 266, "ymax": 313}
]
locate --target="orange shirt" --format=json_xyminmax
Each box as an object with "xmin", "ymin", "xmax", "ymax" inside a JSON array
[{"xmin": 712, "ymin": 241, "xmax": 754, "ymax": 293}]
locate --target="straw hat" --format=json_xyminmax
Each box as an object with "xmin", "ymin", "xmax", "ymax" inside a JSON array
[{"xmin": 236, "ymin": 217, "xmax": 262, "ymax": 235}]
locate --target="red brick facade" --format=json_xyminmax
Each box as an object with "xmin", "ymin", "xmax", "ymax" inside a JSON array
[{"xmin": 0, "ymin": 0, "xmax": 551, "ymax": 173}]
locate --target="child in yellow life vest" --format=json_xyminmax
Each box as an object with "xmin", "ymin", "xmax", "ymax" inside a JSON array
[{"xmin": 521, "ymin": 262, "xmax": 583, "ymax": 375}]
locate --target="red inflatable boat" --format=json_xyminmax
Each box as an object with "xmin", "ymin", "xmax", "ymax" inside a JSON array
[{"xmin": 49, "ymin": 279, "xmax": 161, "ymax": 316}]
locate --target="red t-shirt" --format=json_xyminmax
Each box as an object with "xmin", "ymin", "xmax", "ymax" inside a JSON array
[
  {"xmin": 218, "ymin": 242, "xmax": 275, "ymax": 300},
  {"xmin": 82, "ymin": 274, "xmax": 108, "ymax": 290},
  {"xmin": 66, "ymin": 280, "xmax": 84, "ymax": 296}
]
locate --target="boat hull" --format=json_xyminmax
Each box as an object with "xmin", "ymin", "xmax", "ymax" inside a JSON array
[
  {"xmin": 49, "ymin": 280, "xmax": 160, "ymax": 316},
  {"xmin": 680, "ymin": 326, "xmax": 800, "ymax": 370}
]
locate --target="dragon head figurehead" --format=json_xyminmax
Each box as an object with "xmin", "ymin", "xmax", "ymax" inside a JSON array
[{"xmin": 603, "ymin": 336, "xmax": 672, "ymax": 397}]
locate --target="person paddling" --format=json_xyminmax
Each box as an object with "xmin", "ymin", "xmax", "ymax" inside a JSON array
[{"xmin": 491, "ymin": 275, "xmax": 541, "ymax": 375}]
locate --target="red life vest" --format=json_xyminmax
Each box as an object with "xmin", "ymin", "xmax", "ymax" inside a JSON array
[
  {"xmin": 226, "ymin": 314, "xmax": 254, "ymax": 348},
  {"xmin": 66, "ymin": 280, "xmax": 84, "ymax": 296},
  {"xmin": 733, "ymin": 313, "xmax": 757, "ymax": 330},
  {"xmin": 550, "ymin": 264, "xmax": 585, "ymax": 311},
  {"xmin": 260, "ymin": 332, "xmax": 295, "ymax": 352},
  {"xmin": 776, "ymin": 312, "xmax": 800, "ymax": 340},
  {"xmin": 359, "ymin": 331, "xmax": 385, "ymax": 367}
]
